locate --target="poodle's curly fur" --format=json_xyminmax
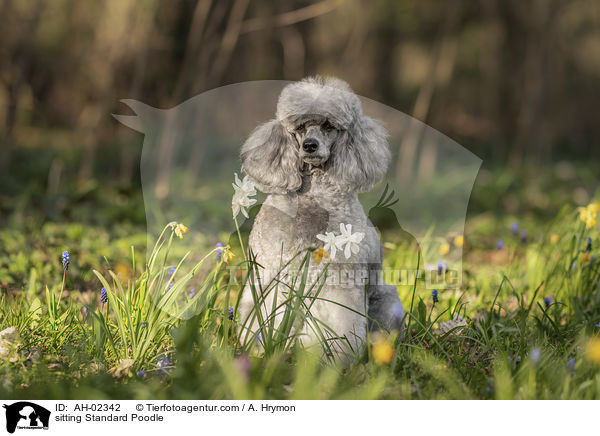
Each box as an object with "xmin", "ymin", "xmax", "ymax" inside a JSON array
[{"xmin": 239, "ymin": 77, "xmax": 404, "ymax": 357}]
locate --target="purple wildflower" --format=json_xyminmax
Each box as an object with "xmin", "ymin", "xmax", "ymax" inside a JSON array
[
  {"xmin": 156, "ymin": 355, "xmax": 172, "ymax": 375},
  {"xmin": 437, "ymin": 261, "xmax": 447, "ymax": 276},
  {"xmin": 520, "ymin": 230, "xmax": 528, "ymax": 243},
  {"xmin": 100, "ymin": 287, "xmax": 108, "ymax": 304},
  {"xmin": 62, "ymin": 250, "xmax": 69, "ymax": 270},
  {"xmin": 216, "ymin": 243, "xmax": 224, "ymax": 262},
  {"xmin": 496, "ymin": 239, "xmax": 504, "ymax": 250}
]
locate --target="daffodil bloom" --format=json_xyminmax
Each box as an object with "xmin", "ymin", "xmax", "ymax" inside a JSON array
[
  {"xmin": 336, "ymin": 223, "xmax": 365, "ymax": 259},
  {"xmin": 316, "ymin": 231, "xmax": 340, "ymax": 259},
  {"xmin": 372, "ymin": 335, "xmax": 394, "ymax": 365},
  {"xmin": 585, "ymin": 337, "xmax": 600, "ymax": 364},
  {"xmin": 174, "ymin": 223, "xmax": 189, "ymax": 239},
  {"xmin": 550, "ymin": 233, "xmax": 559, "ymax": 245},
  {"xmin": 439, "ymin": 242, "xmax": 450, "ymax": 255},
  {"xmin": 453, "ymin": 235, "xmax": 464, "ymax": 247},
  {"xmin": 582, "ymin": 252, "xmax": 591, "ymax": 263},
  {"xmin": 232, "ymin": 173, "xmax": 257, "ymax": 219},
  {"xmin": 222, "ymin": 245, "xmax": 235, "ymax": 263},
  {"xmin": 312, "ymin": 246, "xmax": 329, "ymax": 265}
]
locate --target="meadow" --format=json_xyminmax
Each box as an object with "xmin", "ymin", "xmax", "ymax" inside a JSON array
[{"xmin": 1, "ymin": 151, "xmax": 600, "ymax": 400}]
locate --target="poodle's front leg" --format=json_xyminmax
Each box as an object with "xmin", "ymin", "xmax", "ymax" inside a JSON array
[{"xmin": 303, "ymin": 283, "xmax": 369, "ymax": 359}]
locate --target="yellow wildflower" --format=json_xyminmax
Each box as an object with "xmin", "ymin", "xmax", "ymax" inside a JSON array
[
  {"xmin": 453, "ymin": 235, "xmax": 464, "ymax": 247},
  {"xmin": 585, "ymin": 337, "xmax": 600, "ymax": 364},
  {"xmin": 174, "ymin": 223, "xmax": 189, "ymax": 239},
  {"xmin": 372, "ymin": 334, "xmax": 394, "ymax": 365},
  {"xmin": 222, "ymin": 245, "xmax": 235, "ymax": 263},
  {"xmin": 550, "ymin": 234, "xmax": 559, "ymax": 245},
  {"xmin": 579, "ymin": 203, "xmax": 599, "ymax": 229},
  {"xmin": 582, "ymin": 252, "xmax": 591, "ymax": 263},
  {"xmin": 439, "ymin": 242, "xmax": 450, "ymax": 255},
  {"xmin": 312, "ymin": 247, "xmax": 329, "ymax": 265}
]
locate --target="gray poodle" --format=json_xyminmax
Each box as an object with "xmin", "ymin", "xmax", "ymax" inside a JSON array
[{"xmin": 238, "ymin": 77, "xmax": 404, "ymax": 358}]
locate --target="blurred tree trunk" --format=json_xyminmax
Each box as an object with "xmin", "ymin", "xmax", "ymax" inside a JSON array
[
  {"xmin": 417, "ymin": 35, "xmax": 458, "ymax": 183},
  {"xmin": 78, "ymin": 0, "xmax": 138, "ymax": 184},
  {"xmin": 279, "ymin": 25, "xmax": 305, "ymax": 79},
  {"xmin": 120, "ymin": 4, "xmax": 156, "ymax": 187},
  {"xmin": 509, "ymin": 0, "xmax": 553, "ymax": 168},
  {"xmin": 1, "ymin": 0, "xmax": 43, "ymax": 171},
  {"xmin": 396, "ymin": 0, "xmax": 461, "ymax": 184},
  {"xmin": 480, "ymin": 0, "xmax": 503, "ymax": 161}
]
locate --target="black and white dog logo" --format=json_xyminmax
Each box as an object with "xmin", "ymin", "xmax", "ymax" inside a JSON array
[{"xmin": 3, "ymin": 402, "xmax": 50, "ymax": 433}]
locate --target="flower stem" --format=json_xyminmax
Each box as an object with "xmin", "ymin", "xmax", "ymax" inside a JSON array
[{"xmin": 234, "ymin": 216, "xmax": 247, "ymax": 260}]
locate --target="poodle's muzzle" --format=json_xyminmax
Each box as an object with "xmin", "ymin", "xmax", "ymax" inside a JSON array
[{"xmin": 296, "ymin": 124, "xmax": 334, "ymax": 166}]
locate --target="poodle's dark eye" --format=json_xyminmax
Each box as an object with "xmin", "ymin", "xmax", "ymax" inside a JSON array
[
  {"xmin": 322, "ymin": 120, "xmax": 335, "ymax": 132},
  {"xmin": 295, "ymin": 123, "xmax": 305, "ymax": 132}
]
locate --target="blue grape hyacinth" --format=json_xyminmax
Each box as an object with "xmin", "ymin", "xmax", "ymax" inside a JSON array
[
  {"xmin": 100, "ymin": 287, "xmax": 108, "ymax": 304},
  {"xmin": 432, "ymin": 289, "xmax": 439, "ymax": 304},
  {"xmin": 62, "ymin": 250, "xmax": 70, "ymax": 270}
]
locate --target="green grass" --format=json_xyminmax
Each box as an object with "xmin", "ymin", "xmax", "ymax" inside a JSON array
[{"xmin": 2, "ymin": 165, "xmax": 600, "ymax": 399}]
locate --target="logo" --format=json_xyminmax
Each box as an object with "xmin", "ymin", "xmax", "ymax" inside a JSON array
[{"xmin": 2, "ymin": 402, "xmax": 50, "ymax": 434}]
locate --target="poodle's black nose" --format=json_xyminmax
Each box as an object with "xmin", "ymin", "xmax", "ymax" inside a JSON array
[{"xmin": 302, "ymin": 138, "xmax": 319, "ymax": 153}]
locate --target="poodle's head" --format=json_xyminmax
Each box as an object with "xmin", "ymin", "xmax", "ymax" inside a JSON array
[{"xmin": 241, "ymin": 76, "xmax": 390, "ymax": 194}]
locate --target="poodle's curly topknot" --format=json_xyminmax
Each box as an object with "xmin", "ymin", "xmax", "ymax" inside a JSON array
[{"xmin": 276, "ymin": 76, "xmax": 363, "ymax": 131}]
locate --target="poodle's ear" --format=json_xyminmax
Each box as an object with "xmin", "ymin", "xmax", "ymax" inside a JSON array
[
  {"xmin": 241, "ymin": 119, "xmax": 302, "ymax": 194},
  {"xmin": 329, "ymin": 115, "xmax": 390, "ymax": 193}
]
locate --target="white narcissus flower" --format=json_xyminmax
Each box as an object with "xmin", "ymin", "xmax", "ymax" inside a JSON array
[
  {"xmin": 232, "ymin": 173, "xmax": 257, "ymax": 219},
  {"xmin": 316, "ymin": 232, "xmax": 339, "ymax": 259},
  {"xmin": 233, "ymin": 172, "xmax": 256, "ymax": 197},
  {"xmin": 336, "ymin": 223, "xmax": 365, "ymax": 259}
]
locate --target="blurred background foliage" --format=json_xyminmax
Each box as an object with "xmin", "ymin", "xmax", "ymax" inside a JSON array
[{"xmin": 1, "ymin": 0, "xmax": 600, "ymax": 289}]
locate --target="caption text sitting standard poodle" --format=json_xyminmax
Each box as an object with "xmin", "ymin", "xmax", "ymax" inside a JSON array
[{"xmin": 239, "ymin": 76, "xmax": 404, "ymax": 359}]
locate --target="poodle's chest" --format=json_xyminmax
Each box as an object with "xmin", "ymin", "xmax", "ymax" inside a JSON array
[
  {"xmin": 250, "ymin": 194, "xmax": 363, "ymax": 257},
  {"xmin": 254, "ymin": 200, "xmax": 330, "ymax": 246}
]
